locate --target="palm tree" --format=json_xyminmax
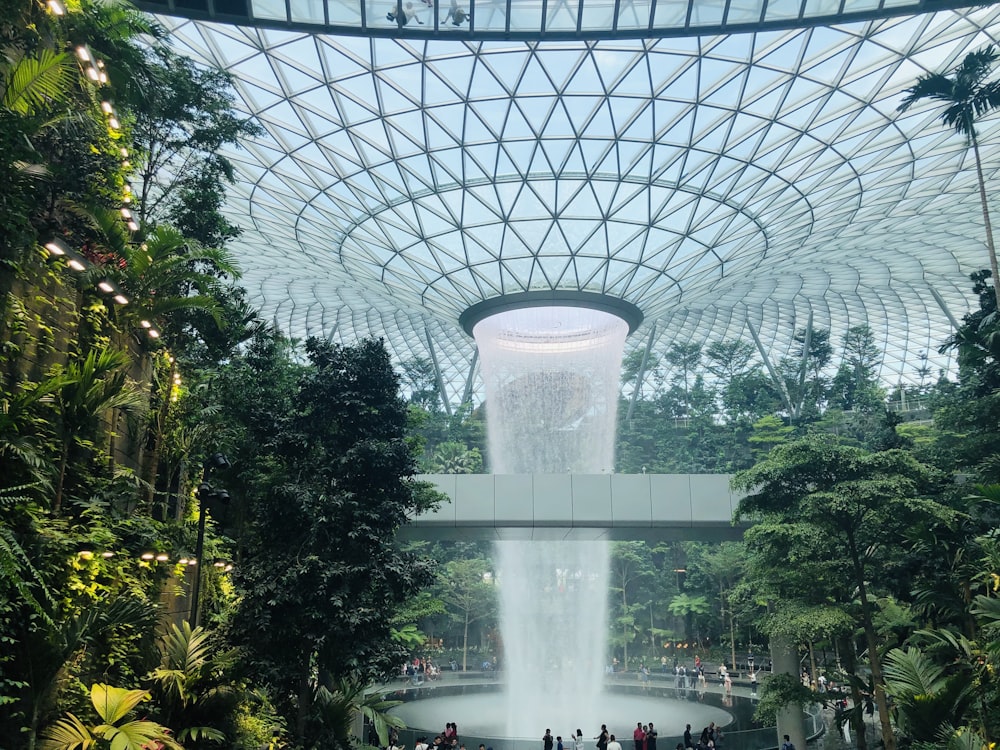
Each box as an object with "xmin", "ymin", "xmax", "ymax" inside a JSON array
[
  {"xmin": 899, "ymin": 46, "xmax": 1000, "ymax": 310},
  {"xmin": 883, "ymin": 646, "xmax": 974, "ymax": 744},
  {"xmin": 147, "ymin": 622, "xmax": 229, "ymax": 744},
  {"xmin": 429, "ymin": 441, "xmax": 482, "ymax": 473},
  {"xmin": 50, "ymin": 347, "xmax": 145, "ymax": 513},
  {"xmin": 39, "ymin": 683, "xmax": 180, "ymax": 750}
]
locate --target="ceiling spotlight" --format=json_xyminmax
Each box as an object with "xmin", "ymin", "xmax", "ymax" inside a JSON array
[
  {"xmin": 155, "ymin": 553, "xmax": 169, "ymax": 562},
  {"xmin": 47, "ymin": 0, "xmax": 65, "ymax": 14},
  {"xmin": 187, "ymin": 559, "xmax": 197, "ymax": 566},
  {"xmin": 148, "ymin": 329, "xmax": 160, "ymax": 339},
  {"xmin": 86, "ymin": 66, "xmax": 99, "ymax": 81},
  {"xmin": 98, "ymin": 280, "xmax": 114, "ymax": 293},
  {"xmin": 127, "ymin": 220, "xmax": 139, "ymax": 231},
  {"xmin": 78, "ymin": 549, "xmax": 94, "ymax": 560},
  {"xmin": 140, "ymin": 552, "xmax": 155, "ymax": 561},
  {"xmin": 101, "ymin": 551, "xmax": 115, "ymax": 558},
  {"xmin": 120, "ymin": 208, "xmax": 132, "ymax": 219},
  {"xmin": 101, "ymin": 101, "xmax": 113, "ymax": 114},
  {"xmin": 108, "ymin": 115, "xmax": 120, "ymax": 130},
  {"xmin": 113, "ymin": 294, "xmax": 129, "ymax": 305},
  {"xmin": 67, "ymin": 258, "xmax": 86, "ymax": 272},
  {"xmin": 140, "ymin": 319, "xmax": 151, "ymax": 328},
  {"xmin": 213, "ymin": 560, "xmax": 226, "ymax": 568},
  {"xmin": 76, "ymin": 45, "xmax": 91, "ymax": 62}
]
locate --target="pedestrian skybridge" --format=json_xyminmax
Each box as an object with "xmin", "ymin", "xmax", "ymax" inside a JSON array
[{"xmin": 404, "ymin": 474, "xmax": 746, "ymax": 541}]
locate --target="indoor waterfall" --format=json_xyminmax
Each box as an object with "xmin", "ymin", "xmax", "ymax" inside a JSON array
[{"xmin": 472, "ymin": 305, "xmax": 629, "ymax": 736}]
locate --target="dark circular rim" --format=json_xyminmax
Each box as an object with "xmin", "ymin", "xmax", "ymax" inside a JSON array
[{"xmin": 459, "ymin": 291, "xmax": 644, "ymax": 337}]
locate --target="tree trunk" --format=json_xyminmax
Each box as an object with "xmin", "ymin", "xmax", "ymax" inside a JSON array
[
  {"xmin": 971, "ymin": 131, "xmax": 1000, "ymax": 311},
  {"xmin": 53, "ymin": 437, "xmax": 69, "ymax": 514},
  {"xmin": 847, "ymin": 535, "xmax": 895, "ymax": 750},
  {"xmin": 296, "ymin": 669, "xmax": 312, "ymax": 746},
  {"xmin": 835, "ymin": 633, "xmax": 866, "ymax": 750},
  {"xmin": 462, "ymin": 609, "xmax": 470, "ymax": 672},
  {"xmin": 622, "ymin": 578, "xmax": 629, "ymax": 669},
  {"xmin": 808, "ymin": 641, "xmax": 817, "ymax": 689},
  {"xmin": 144, "ymin": 359, "xmax": 175, "ymax": 508}
]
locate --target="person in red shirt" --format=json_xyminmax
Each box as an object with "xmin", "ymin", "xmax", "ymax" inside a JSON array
[{"xmin": 633, "ymin": 723, "xmax": 645, "ymax": 750}]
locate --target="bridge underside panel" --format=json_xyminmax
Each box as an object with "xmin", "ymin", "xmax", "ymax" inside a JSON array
[{"xmin": 404, "ymin": 474, "xmax": 747, "ymax": 541}]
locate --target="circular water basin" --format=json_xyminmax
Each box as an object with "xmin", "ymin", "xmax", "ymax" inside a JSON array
[{"xmin": 390, "ymin": 685, "xmax": 734, "ymax": 740}]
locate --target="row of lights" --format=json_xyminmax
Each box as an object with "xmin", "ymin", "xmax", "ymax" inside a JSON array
[
  {"xmin": 44, "ymin": 238, "xmax": 130, "ymax": 304},
  {"xmin": 44, "ymin": 237, "xmax": 165, "ymax": 342},
  {"xmin": 77, "ymin": 549, "xmax": 233, "ymax": 571},
  {"xmin": 45, "ymin": 0, "xmax": 157, "ymax": 338}
]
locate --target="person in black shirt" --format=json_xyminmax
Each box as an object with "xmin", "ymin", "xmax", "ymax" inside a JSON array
[
  {"xmin": 683, "ymin": 725, "xmax": 692, "ymax": 749},
  {"xmin": 544, "ymin": 730, "xmax": 555, "ymax": 750},
  {"xmin": 646, "ymin": 724, "xmax": 657, "ymax": 750}
]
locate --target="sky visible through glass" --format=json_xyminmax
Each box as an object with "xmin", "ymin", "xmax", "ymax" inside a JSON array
[{"xmin": 153, "ymin": 5, "xmax": 1000, "ymax": 401}]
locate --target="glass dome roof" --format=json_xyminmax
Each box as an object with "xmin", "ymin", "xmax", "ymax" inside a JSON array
[{"xmin": 150, "ymin": 5, "xmax": 1000, "ymax": 401}]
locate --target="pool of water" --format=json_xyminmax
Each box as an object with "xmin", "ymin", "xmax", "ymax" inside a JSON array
[{"xmin": 388, "ymin": 681, "xmax": 737, "ymax": 741}]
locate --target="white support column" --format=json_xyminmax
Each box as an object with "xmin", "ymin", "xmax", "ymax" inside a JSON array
[
  {"xmin": 425, "ymin": 325, "xmax": 453, "ymax": 416},
  {"xmin": 746, "ymin": 317, "xmax": 795, "ymax": 417},
  {"xmin": 626, "ymin": 323, "xmax": 657, "ymax": 422},
  {"xmin": 929, "ymin": 286, "xmax": 962, "ymax": 330},
  {"xmin": 461, "ymin": 349, "xmax": 479, "ymax": 406},
  {"xmin": 771, "ymin": 633, "xmax": 807, "ymax": 750}
]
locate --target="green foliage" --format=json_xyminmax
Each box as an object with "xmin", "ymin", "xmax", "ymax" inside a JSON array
[
  {"xmin": 147, "ymin": 621, "xmax": 232, "ymax": 744},
  {"xmin": 126, "ymin": 45, "xmax": 262, "ymax": 246},
  {"xmin": 752, "ymin": 672, "xmax": 816, "ymax": 725},
  {"xmin": 39, "ymin": 683, "xmax": 181, "ymax": 750},
  {"xmin": 883, "ymin": 646, "xmax": 975, "ymax": 744},
  {"xmin": 217, "ymin": 333, "xmax": 439, "ymax": 746}
]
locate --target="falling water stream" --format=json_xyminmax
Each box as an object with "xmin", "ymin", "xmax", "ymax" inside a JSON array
[{"xmin": 472, "ymin": 306, "xmax": 629, "ymax": 736}]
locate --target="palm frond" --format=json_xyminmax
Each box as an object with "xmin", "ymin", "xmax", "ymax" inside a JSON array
[
  {"xmin": 2, "ymin": 49, "xmax": 74, "ymax": 116},
  {"xmin": 37, "ymin": 712, "xmax": 95, "ymax": 750},
  {"xmin": 883, "ymin": 647, "xmax": 947, "ymax": 697}
]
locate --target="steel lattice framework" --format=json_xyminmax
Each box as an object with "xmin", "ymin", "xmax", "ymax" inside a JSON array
[{"xmin": 150, "ymin": 4, "xmax": 1000, "ymax": 403}]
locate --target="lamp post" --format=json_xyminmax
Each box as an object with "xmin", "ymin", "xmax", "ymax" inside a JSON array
[{"xmin": 190, "ymin": 453, "xmax": 230, "ymax": 627}]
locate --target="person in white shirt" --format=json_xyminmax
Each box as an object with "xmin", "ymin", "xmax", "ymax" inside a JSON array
[
  {"xmin": 575, "ymin": 730, "xmax": 585, "ymax": 750},
  {"xmin": 607, "ymin": 735, "xmax": 623, "ymax": 750}
]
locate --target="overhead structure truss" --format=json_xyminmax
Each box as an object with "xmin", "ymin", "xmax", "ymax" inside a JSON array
[{"xmin": 147, "ymin": 3, "xmax": 1000, "ymax": 405}]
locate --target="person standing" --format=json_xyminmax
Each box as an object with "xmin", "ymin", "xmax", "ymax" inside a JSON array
[
  {"xmin": 607, "ymin": 735, "xmax": 622, "ymax": 750},
  {"xmin": 633, "ymin": 723, "xmax": 645, "ymax": 750},
  {"xmin": 646, "ymin": 724, "xmax": 657, "ymax": 750},
  {"xmin": 595, "ymin": 725, "xmax": 609, "ymax": 750},
  {"xmin": 544, "ymin": 730, "xmax": 555, "ymax": 750},
  {"xmin": 682, "ymin": 725, "xmax": 692, "ymax": 749},
  {"xmin": 574, "ymin": 730, "xmax": 585, "ymax": 750},
  {"xmin": 557, "ymin": 736, "xmax": 564, "ymax": 750}
]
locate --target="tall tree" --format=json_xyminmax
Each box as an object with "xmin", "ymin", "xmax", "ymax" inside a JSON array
[
  {"xmin": 437, "ymin": 557, "xmax": 496, "ymax": 671},
  {"xmin": 830, "ymin": 325, "xmax": 885, "ymax": 413},
  {"xmin": 222, "ymin": 334, "xmax": 438, "ymax": 747},
  {"xmin": 733, "ymin": 437, "xmax": 954, "ymax": 750},
  {"xmin": 125, "ymin": 46, "xmax": 261, "ymax": 247},
  {"xmin": 899, "ymin": 45, "xmax": 1000, "ymax": 310}
]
